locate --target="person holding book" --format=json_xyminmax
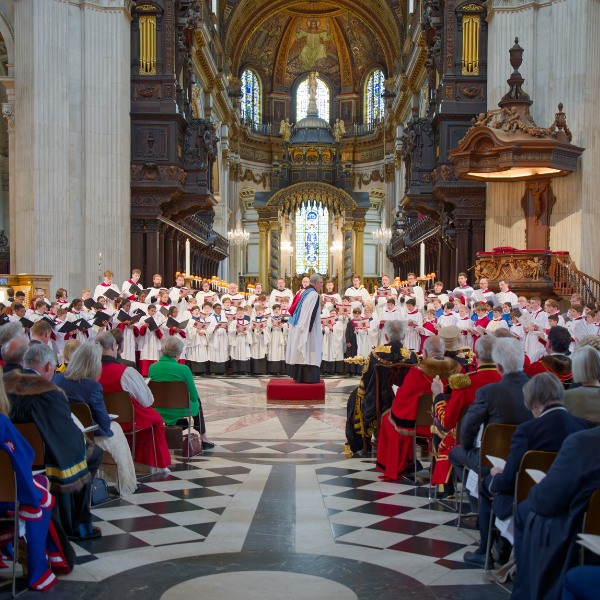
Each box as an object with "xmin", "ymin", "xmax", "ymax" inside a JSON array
[
  {"xmin": 378, "ymin": 297, "xmax": 400, "ymax": 345},
  {"xmin": 398, "ymin": 273, "xmax": 425, "ymax": 313},
  {"xmin": 374, "ymin": 274, "xmax": 396, "ymax": 316},
  {"xmin": 433, "ymin": 297, "xmax": 444, "ymax": 319},
  {"xmin": 138, "ymin": 304, "xmax": 164, "ymax": 375},
  {"xmin": 65, "ymin": 298, "xmax": 93, "ymax": 343},
  {"xmin": 207, "ymin": 303, "xmax": 229, "ymax": 374},
  {"xmin": 455, "ymin": 303, "xmax": 474, "ymax": 350},
  {"xmin": 267, "ymin": 304, "xmax": 287, "ymax": 374},
  {"xmin": 510, "ymin": 310, "xmax": 527, "ymax": 342},
  {"xmin": 146, "ymin": 273, "xmax": 167, "ymax": 305},
  {"xmin": 344, "ymin": 307, "xmax": 362, "ymax": 375},
  {"xmin": 403, "ymin": 298, "xmax": 423, "ymax": 351},
  {"xmin": 269, "ymin": 278, "xmax": 293, "ymax": 309},
  {"xmin": 185, "ymin": 305, "xmax": 209, "ymax": 375},
  {"xmin": 93, "ymin": 270, "xmax": 121, "ymax": 313},
  {"xmin": 195, "ymin": 279, "xmax": 218, "ymax": 307},
  {"xmin": 249, "ymin": 304, "xmax": 270, "ymax": 375},
  {"xmin": 113, "ymin": 299, "xmax": 139, "ymax": 363},
  {"xmin": 501, "ymin": 302, "xmax": 513, "ymax": 325},
  {"xmin": 322, "ymin": 280, "xmax": 342, "ymax": 315},
  {"xmin": 496, "ymin": 279, "xmax": 519, "ymax": 307},
  {"xmin": 426, "ymin": 280, "xmax": 449, "ymax": 309},
  {"xmin": 321, "ymin": 308, "xmax": 345, "ymax": 375},
  {"xmin": 247, "ymin": 282, "xmax": 263, "ymax": 306},
  {"xmin": 229, "ymin": 305, "xmax": 252, "ymax": 374},
  {"xmin": 121, "ymin": 268, "xmax": 142, "ymax": 302},
  {"xmin": 169, "ymin": 273, "xmax": 193, "ymax": 313},
  {"xmin": 161, "ymin": 306, "xmax": 187, "ymax": 364},
  {"xmin": 452, "ymin": 272, "xmax": 474, "ymax": 305},
  {"xmin": 345, "ymin": 275, "xmax": 371, "ymax": 313},
  {"xmin": 438, "ymin": 302, "xmax": 458, "ymax": 328}
]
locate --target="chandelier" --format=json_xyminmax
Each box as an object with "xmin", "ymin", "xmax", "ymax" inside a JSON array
[
  {"xmin": 373, "ymin": 209, "xmax": 392, "ymax": 246},
  {"xmin": 331, "ymin": 239, "xmax": 343, "ymax": 256},
  {"xmin": 281, "ymin": 239, "xmax": 293, "ymax": 255},
  {"xmin": 227, "ymin": 210, "xmax": 250, "ymax": 246}
]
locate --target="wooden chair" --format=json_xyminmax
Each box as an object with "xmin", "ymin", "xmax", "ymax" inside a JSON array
[
  {"xmin": 148, "ymin": 381, "xmax": 192, "ymax": 458},
  {"xmin": 0, "ymin": 450, "xmax": 27, "ymax": 597},
  {"xmin": 478, "ymin": 423, "xmax": 518, "ymax": 572},
  {"xmin": 581, "ymin": 489, "xmax": 600, "ymax": 564},
  {"xmin": 70, "ymin": 403, "xmax": 122, "ymax": 500},
  {"xmin": 13, "ymin": 423, "xmax": 45, "ymax": 469},
  {"xmin": 514, "ymin": 450, "xmax": 557, "ymax": 507},
  {"xmin": 103, "ymin": 391, "xmax": 158, "ymax": 472},
  {"xmin": 413, "ymin": 393, "xmax": 435, "ymax": 482}
]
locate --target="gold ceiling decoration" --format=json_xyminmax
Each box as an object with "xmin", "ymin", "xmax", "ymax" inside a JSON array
[
  {"xmin": 267, "ymin": 181, "xmax": 357, "ymax": 216},
  {"xmin": 282, "ymin": 2, "xmax": 345, "ymax": 16}
]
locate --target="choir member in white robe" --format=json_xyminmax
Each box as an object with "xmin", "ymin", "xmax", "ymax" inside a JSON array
[
  {"xmin": 452, "ymin": 272, "xmax": 474, "ymax": 306},
  {"xmin": 378, "ymin": 298, "xmax": 400, "ymax": 345},
  {"xmin": 321, "ymin": 310, "xmax": 345, "ymax": 375},
  {"xmin": 160, "ymin": 306, "xmax": 188, "ymax": 362},
  {"xmin": 51, "ymin": 309, "xmax": 70, "ymax": 361},
  {"xmin": 569, "ymin": 307, "xmax": 590, "ymax": 347},
  {"xmin": 496, "ymin": 279, "xmax": 519, "ymax": 308},
  {"xmin": 374, "ymin": 275, "xmax": 397, "ymax": 317},
  {"xmin": 437, "ymin": 303, "xmax": 458, "ymax": 328},
  {"xmin": 169, "ymin": 274, "xmax": 193, "ymax": 313},
  {"xmin": 247, "ymin": 283, "xmax": 264, "ymax": 306},
  {"xmin": 286, "ymin": 275, "xmax": 323, "ymax": 383},
  {"xmin": 426, "ymin": 281, "xmax": 450, "ymax": 311},
  {"xmin": 66, "ymin": 299, "xmax": 93, "ymax": 344},
  {"xmin": 186, "ymin": 307, "xmax": 209, "ymax": 375},
  {"xmin": 121, "ymin": 269, "xmax": 142, "ymax": 303},
  {"xmin": 269, "ymin": 278, "xmax": 294, "ymax": 309},
  {"xmin": 486, "ymin": 308, "xmax": 509, "ymax": 334},
  {"xmin": 509, "ymin": 312, "xmax": 527, "ymax": 343},
  {"xmin": 138, "ymin": 306, "xmax": 165, "ymax": 376},
  {"xmin": 146, "ymin": 274, "xmax": 168, "ymax": 305},
  {"xmin": 93, "ymin": 270, "xmax": 121, "ymax": 313},
  {"xmin": 229, "ymin": 307, "xmax": 253, "ymax": 374},
  {"xmin": 356, "ymin": 311, "xmax": 379, "ymax": 359},
  {"xmin": 267, "ymin": 305, "xmax": 287, "ymax": 374},
  {"xmin": 586, "ymin": 312, "xmax": 600, "ymax": 336},
  {"xmin": 222, "ymin": 283, "xmax": 246, "ymax": 309},
  {"xmin": 398, "ymin": 273, "xmax": 425, "ymax": 313},
  {"xmin": 207, "ymin": 304, "xmax": 229, "ymax": 374},
  {"xmin": 195, "ymin": 281, "xmax": 218, "ymax": 307},
  {"xmin": 249, "ymin": 306, "xmax": 270, "ymax": 375},
  {"xmin": 113, "ymin": 299, "xmax": 139, "ymax": 363},
  {"xmin": 455, "ymin": 305, "xmax": 475, "ymax": 349},
  {"xmin": 403, "ymin": 299, "xmax": 423, "ymax": 351},
  {"xmin": 344, "ymin": 275, "xmax": 371, "ymax": 313},
  {"xmin": 322, "ymin": 280, "xmax": 342, "ymax": 316},
  {"xmin": 475, "ymin": 278, "xmax": 498, "ymax": 307}
]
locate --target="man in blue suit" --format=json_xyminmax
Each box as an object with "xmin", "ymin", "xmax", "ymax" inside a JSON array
[
  {"xmin": 512, "ymin": 422, "xmax": 600, "ymax": 599},
  {"xmin": 464, "ymin": 372, "xmax": 589, "ymax": 567}
]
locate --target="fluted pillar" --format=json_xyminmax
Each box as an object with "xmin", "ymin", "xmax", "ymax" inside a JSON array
[
  {"xmin": 269, "ymin": 222, "xmax": 281, "ymax": 289},
  {"xmin": 342, "ymin": 222, "xmax": 353, "ymax": 291},
  {"xmin": 258, "ymin": 222, "xmax": 270, "ymax": 289},
  {"xmin": 352, "ymin": 221, "xmax": 365, "ymax": 280}
]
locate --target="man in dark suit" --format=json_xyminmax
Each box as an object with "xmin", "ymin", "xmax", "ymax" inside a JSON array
[
  {"xmin": 464, "ymin": 372, "xmax": 589, "ymax": 566},
  {"xmin": 512, "ymin": 426, "xmax": 600, "ymax": 599},
  {"xmin": 1, "ymin": 336, "xmax": 27, "ymax": 374},
  {"xmin": 449, "ymin": 337, "xmax": 534, "ymax": 511}
]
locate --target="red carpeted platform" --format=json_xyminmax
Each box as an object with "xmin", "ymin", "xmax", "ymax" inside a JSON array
[{"xmin": 266, "ymin": 379, "xmax": 326, "ymax": 404}]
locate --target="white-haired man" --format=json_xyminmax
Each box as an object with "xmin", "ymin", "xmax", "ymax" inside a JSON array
[{"xmin": 286, "ymin": 273, "xmax": 324, "ymax": 383}]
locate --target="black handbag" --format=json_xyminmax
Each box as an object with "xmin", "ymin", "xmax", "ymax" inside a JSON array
[{"xmin": 91, "ymin": 478, "xmax": 110, "ymax": 506}]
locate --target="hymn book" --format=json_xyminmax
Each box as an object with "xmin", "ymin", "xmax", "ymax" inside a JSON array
[{"xmin": 335, "ymin": 304, "xmax": 352, "ymax": 317}]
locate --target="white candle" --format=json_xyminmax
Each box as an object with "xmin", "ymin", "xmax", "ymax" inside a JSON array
[
  {"xmin": 185, "ymin": 239, "xmax": 191, "ymax": 277},
  {"xmin": 420, "ymin": 243, "xmax": 425, "ymax": 279}
]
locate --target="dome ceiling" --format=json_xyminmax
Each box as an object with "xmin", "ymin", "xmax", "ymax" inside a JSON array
[{"xmin": 223, "ymin": 0, "xmax": 403, "ymax": 83}]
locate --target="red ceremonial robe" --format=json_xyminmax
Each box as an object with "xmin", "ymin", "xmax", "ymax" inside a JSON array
[
  {"xmin": 525, "ymin": 354, "xmax": 573, "ymax": 387},
  {"xmin": 431, "ymin": 363, "xmax": 501, "ymax": 485},
  {"xmin": 376, "ymin": 356, "xmax": 462, "ymax": 481}
]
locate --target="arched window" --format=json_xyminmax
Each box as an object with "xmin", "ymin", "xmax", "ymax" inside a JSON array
[
  {"xmin": 296, "ymin": 77, "xmax": 329, "ymax": 121},
  {"xmin": 295, "ymin": 204, "xmax": 329, "ymax": 274},
  {"xmin": 241, "ymin": 69, "xmax": 260, "ymax": 124},
  {"xmin": 365, "ymin": 70, "xmax": 385, "ymax": 124}
]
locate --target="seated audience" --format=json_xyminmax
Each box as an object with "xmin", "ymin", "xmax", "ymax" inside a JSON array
[
  {"xmin": 345, "ymin": 320, "xmax": 418, "ymax": 454},
  {"xmin": 2, "ymin": 335, "xmax": 28, "ymax": 374},
  {"xmin": 430, "ymin": 335, "xmax": 501, "ymax": 495},
  {"xmin": 148, "ymin": 337, "xmax": 212, "ymax": 449},
  {"xmin": 376, "ymin": 335, "xmax": 462, "ymax": 481},
  {"xmin": 512, "ymin": 426, "xmax": 600, "ymax": 600},
  {"xmin": 449, "ymin": 337, "xmax": 533, "ymax": 512},
  {"xmin": 464, "ymin": 372, "xmax": 589, "ymax": 567},
  {"xmin": 53, "ymin": 343, "xmax": 137, "ymax": 495},
  {"xmin": 55, "ymin": 339, "xmax": 82, "ymax": 373},
  {"xmin": 563, "ymin": 345, "xmax": 600, "ymax": 423},
  {"xmin": 29, "ymin": 320, "xmax": 52, "ymax": 346},
  {"xmin": 525, "ymin": 325, "xmax": 573, "ymax": 387},
  {"xmin": 0, "ymin": 321, "xmax": 24, "ymax": 364},
  {"xmin": 95, "ymin": 331, "xmax": 171, "ymax": 471},
  {"xmin": 0, "ymin": 373, "xmax": 72, "ymax": 590},
  {"xmin": 5, "ymin": 344, "xmax": 103, "ymax": 540},
  {"xmin": 562, "ymin": 566, "xmax": 600, "ymax": 600}
]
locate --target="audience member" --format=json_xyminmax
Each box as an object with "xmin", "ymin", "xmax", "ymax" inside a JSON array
[
  {"xmin": 5, "ymin": 344, "xmax": 103, "ymax": 540},
  {"xmin": 0, "ymin": 321, "xmax": 24, "ymax": 363},
  {"xmin": 109, "ymin": 327, "xmax": 139, "ymax": 370},
  {"xmin": 376, "ymin": 335, "xmax": 462, "ymax": 480},
  {"xmin": 449, "ymin": 337, "xmax": 533, "ymax": 511},
  {"xmin": 430, "ymin": 335, "xmax": 501, "ymax": 495},
  {"xmin": 95, "ymin": 331, "xmax": 171, "ymax": 471},
  {"xmin": 512, "ymin": 426, "xmax": 600, "ymax": 599},
  {"xmin": 563, "ymin": 345, "xmax": 600, "ymax": 423},
  {"xmin": 29, "ymin": 320, "xmax": 52, "ymax": 346},
  {"xmin": 55, "ymin": 339, "xmax": 82, "ymax": 373},
  {"xmin": 53, "ymin": 343, "xmax": 137, "ymax": 495},
  {"xmin": 464, "ymin": 372, "xmax": 589, "ymax": 567},
  {"xmin": 525, "ymin": 325, "xmax": 573, "ymax": 387},
  {"xmin": 345, "ymin": 320, "xmax": 418, "ymax": 453},
  {"xmin": 562, "ymin": 566, "xmax": 600, "ymax": 600},
  {"xmin": 2, "ymin": 335, "xmax": 28, "ymax": 374}
]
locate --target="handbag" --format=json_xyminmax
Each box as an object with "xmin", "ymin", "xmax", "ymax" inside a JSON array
[
  {"xmin": 91, "ymin": 477, "xmax": 110, "ymax": 506},
  {"xmin": 182, "ymin": 432, "xmax": 202, "ymax": 457}
]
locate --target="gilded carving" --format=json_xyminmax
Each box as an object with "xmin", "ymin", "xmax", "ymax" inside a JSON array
[{"xmin": 133, "ymin": 85, "xmax": 161, "ymax": 101}]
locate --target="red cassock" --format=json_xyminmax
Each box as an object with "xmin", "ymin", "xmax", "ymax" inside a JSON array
[
  {"xmin": 431, "ymin": 364, "xmax": 501, "ymax": 485},
  {"xmin": 524, "ymin": 354, "xmax": 572, "ymax": 386},
  {"xmin": 99, "ymin": 361, "xmax": 171, "ymax": 468},
  {"xmin": 376, "ymin": 357, "xmax": 462, "ymax": 481}
]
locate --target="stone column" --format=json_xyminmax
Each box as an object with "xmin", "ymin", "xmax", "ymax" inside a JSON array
[
  {"xmin": 352, "ymin": 221, "xmax": 365, "ymax": 280},
  {"xmin": 165, "ymin": 229, "xmax": 175, "ymax": 284},
  {"xmin": 342, "ymin": 222, "xmax": 353, "ymax": 291},
  {"xmin": 269, "ymin": 222, "xmax": 281, "ymax": 290},
  {"xmin": 1, "ymin": 98, "xmax": 14, "ymax": 273},
  {"xmin": 454, "ymin": 219, "xmax": 470, "ymax": 282},
  {"xmin": 258, "ymin": 222, "xmax": 270, "ymax": 289}
]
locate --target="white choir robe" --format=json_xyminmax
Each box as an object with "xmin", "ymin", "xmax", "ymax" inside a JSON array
[
  {"xmin": 456, "ymin": 316, "xmax": 475, "ymax": 349},
  {"xmin": 249, "ymin": 317, "xmax": 270, "ymax": 359},
  {"xmin": 322, "ymin": 321, "xmax": 345, "ymax": 366},
  {"xmin": 169, "ymin": 286, "xmax": 191, "ymax": 313},
  {"xmin": 267, "ymin": 319, "xmax": 287, "ymax": 367},
  {"xmin": 378, "ymin": 308, "xmax": 401, "ymax": 345},
  {"xmin": 93, "ymin": 283, "xmax": 121, "ymax": 313},
  {"xmin": 510, "ymin": 323, "xmax": 527, "ymax": 343},
  {"xmin": 269, "ymin": 288, "xmax": 294, "ymax": 309},
  {"xmin": 497, "ymin": 290, "xmax": 520, "ymax": 308},
  {"xmin": 344, "ymin": 286, "xmax": 371, "ymax": 313},
  {"xmin": 403, "ymin": 310, "xmax": 423, "ymax": 351},
  {"xmin": 228, "ymin": 318, "xmax": 253, "ymax": 364},
  {"xmin": 52, "ymin": 319, "xmax": 69, "ymax": 362},
  {"xmin": 159, "ymin": 315, "xmax": 188, "ymax": 360},
  {"xmin": 207, "ymin": 314, "xmax": 229, "ymax": 371},
  {"xmin": 285, "ymin": 289, "xmax": 322, "ymax": 372},
  {"xmin": 66, "ymin": 310, "xmax": 93, "ymax": 344},
  {"xmin": 486, "ymin": 318, "xmax": 509, "ymax": 334},
  {"xmin": 113, "ymin": 311, "xmax": 139, "ymax": 363},
  {"xmin": 322, "ymin": 293, "xmax": 342, "ymax": 316},
  {"xmin": 525, "ymin": 309, "xmax": 549, "ymax": 362},
  {"xmin": 426, "ymin": 293, "xmax": 449, "ymax": 311},
  {"xmin": 588, "ymin": 322, "xmax": 600, "ymax": 336},
  {"xmin": 570, "ymin": 316, "xmax": 590, "ymax": 346},
  {"xmin": 186, "ymin": 318, "xmax": 209, "ymax": 370},
  {"xmin": 438, "ymin": 313, "xmax": 458, "ymax": 328},
  {"xmin": 356, "ymin": 317, "xmax": 379, "ymax": 358},
  {"xmin": 138, "ymin": 318, "xmax": 165, "ymax": 375},
  {"xmin": 146, "ymin": 287, "xmax": 168, "ymax": 305},
  {"xmin": 195, "ymin": 290, "xmax": 218, "ymax": 308},
  {"xmin": 222, "ymin": 293, "xmax": 247, "ymax": 310},
  {"xmin": 452, "ymin": 285, "xmax": 474, "ymax": 306},
  {"xmin": 400, "ymin": 286, "xmax": 426, "ymax": 313},
  {"xmin": 121, "ymin": 280, "xmax": 139, "ymax": 302},
  {"xmin": 374, "ymin": 288, "xmax": 397, "ymax": 317}
]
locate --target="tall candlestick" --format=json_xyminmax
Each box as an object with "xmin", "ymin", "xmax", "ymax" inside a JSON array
[
  {"xmin": 420, "ymin": 243, "xmax": 425, "ymax": 279},
  {"xmin": 185, "ymin": 239, "xmax": 191, "ymax": 278}
]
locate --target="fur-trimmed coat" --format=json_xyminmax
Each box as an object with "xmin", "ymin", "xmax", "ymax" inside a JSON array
[
  {"xmin": 525, "ymin": 354, "xmax": 573, "ymax": 388},
  {"xmin": 6, "ymin": 370, "xmax": 93, "ymax": 494}
]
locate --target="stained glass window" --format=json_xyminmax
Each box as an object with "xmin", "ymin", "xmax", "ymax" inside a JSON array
[
  {"xmin": 365, "ymin": 70, "xmax": 385, "ymax": 124},
  {"xmin": 241, "ymin": 69, "xmax": 260, "ymax": 124},
  {"xmin": 296, "ymin": 77, "xmax": 330, "ymax": 121},
  {"xmin": 295, "ymin": 204, "xmax": 329, "ymax": 274}
]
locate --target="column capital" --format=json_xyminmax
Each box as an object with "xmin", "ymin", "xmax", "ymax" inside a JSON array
[
  {"xmin": 342, "ymin": 222, "xmax": 354, "ymax": 233},
  {"xmin": 2, "ymin": 104, "xmax": 14, "ymax": 133},
  {"xmin": 258, "ymin": 221, "xmax": 270, "ymax": 232},
  {"xmin": 269, "ymin": 222, "xmax": 282, "ymax": 234},
  {"xmin": 352, "ymin": 221, "xmax": 366, "ymax": 232}
]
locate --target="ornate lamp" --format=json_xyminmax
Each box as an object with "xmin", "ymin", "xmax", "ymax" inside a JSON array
[
  {"xmin": 227, "ymin": 209, "xmax": 250, "ymax": 246},
  {"xmin": 373, "ymin": 209, "xmax": 393, "ymax": 246},
  {"xmin": 448, "ymin": 38, "xmax": 584, "ymax": 183},
  {"xmin": 281, "ymin": 239, "xmax": 293, "ymax": 255}
]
